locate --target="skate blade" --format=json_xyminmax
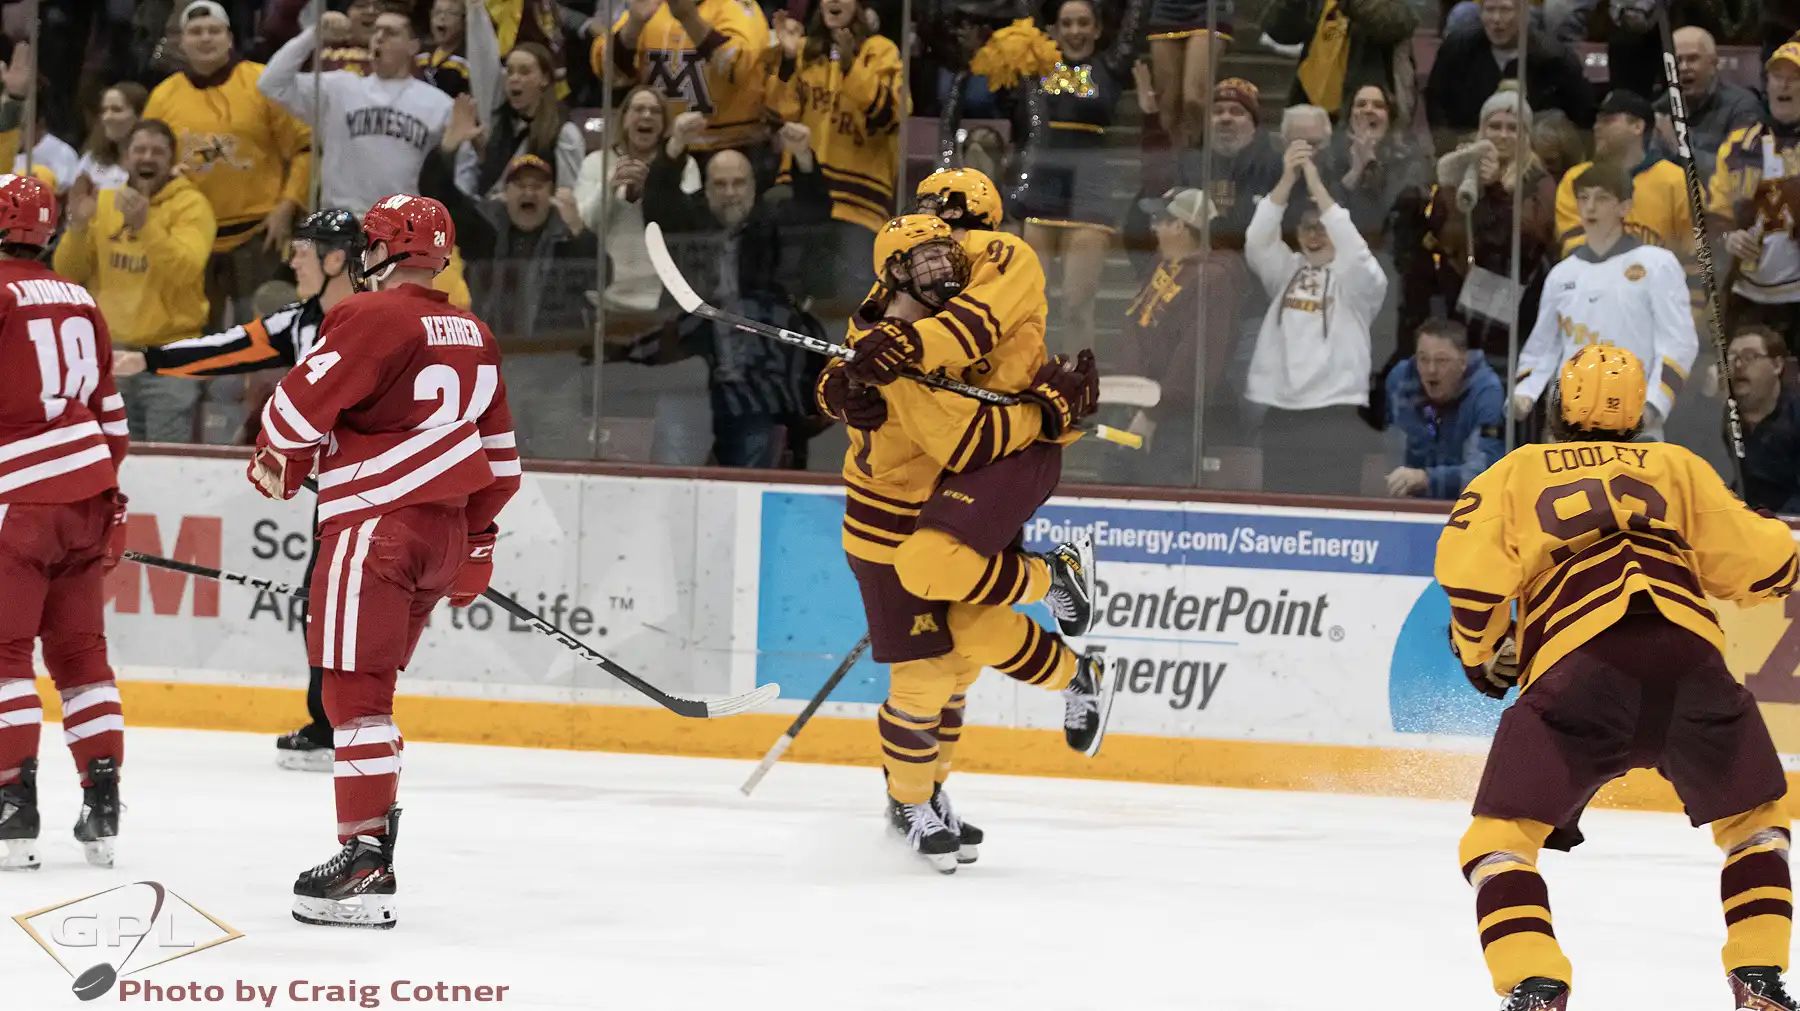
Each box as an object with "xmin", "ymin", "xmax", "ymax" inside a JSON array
[
  {"xmin": 1082, "ymin": 659, "xmax": 1125, "ymax": 759},
  {"xmin": 956, "ymin": 843, "xmax": 979, "ymax": 865},
  {"xmin": 82, "ymin": 838, "xmax": 115, "ymax": 869},
  {"xmin": 277, "ymin": 750, "xmax": 334, "ymax": 773},
  {"xmin": 921, "ymin": 851, "xmax": 958, "ymax": 874},
  {"xmin": 292, "ymin": 894, "xmax": 397, "ymax": 930},
  {"xmin": 0, "ymin": 838, "xmax": 40, "ymax": 871}
]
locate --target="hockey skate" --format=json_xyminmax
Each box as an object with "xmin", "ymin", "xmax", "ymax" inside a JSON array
[
  {"xmin": 73, "ymin": 757, "xmax": 119, "ymax": 869},
  {"xmin": 930, "ymin": 783, "xmax": 981, "ymax": 865},
  {"xmin": 0, "ymin": 757, "xmax": 40, "ymax": 871},
  {"xmin": 1732, "ymin": 967, "xmax": 1800, "ymax": 1010},
  {"xmin": 276, "ymin": 724, "xmax": 333, "ymax": 772},
  {"xmin": 293, "ymin": 807, "xmax": 400, "ymax": 929},
  {"xmin": 1063, "ymin": 651, "xmax": 1119, "ymax": 757},
  {"xmin": 885, "ymin": 795, "xmax": 960, "ymax": 874},
  {"xmin": 1040, "ymin": 535, "xmax": 1096, "ymax": 638},
  {"xmin": 1499, "ymin": 978, "xmax": 1568, "ymax": 1010}
]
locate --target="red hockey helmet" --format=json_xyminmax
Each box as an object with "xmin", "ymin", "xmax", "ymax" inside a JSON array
[
  {"xmin": 0, "ymin": 173, "xmax": 58, "ymax": 247},
  {"xmin": 361, "ymin": 194, "xmax": 454, "ymax": 274}
]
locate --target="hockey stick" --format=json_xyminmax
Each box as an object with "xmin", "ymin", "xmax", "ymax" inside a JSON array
[
  {"xmin": 123, "ymin": 551, "xmax": 308, "ymax": 598},
  {"xmin": 1656, "ymin": 2, "xmax": 1745, "ymax": 487},
  {"xmin": 644, "ymin": 223, "xmax": 1144, "ymax": 450},
  {"xmin": 740, "ymin": 633, "xmax": 871, "ymax": 796}
]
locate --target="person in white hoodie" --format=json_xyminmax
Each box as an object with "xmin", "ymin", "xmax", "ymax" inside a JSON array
[{"xmin": 1245, "ymin": 132, "xmax": 1388, "ymax": 494}]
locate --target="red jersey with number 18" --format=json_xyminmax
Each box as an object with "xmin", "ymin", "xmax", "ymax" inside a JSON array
[
  {"xmin": 0, "ymin": 258, "xmax": 127, "ymax": 504},
  {"xmin": 258, "ymin": 283, "xmax": 519, "ymax": 536}
]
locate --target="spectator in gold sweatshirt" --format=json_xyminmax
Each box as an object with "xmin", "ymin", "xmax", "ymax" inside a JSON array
[
  {"xmin": 145, "ymin": 0, "xmax": 312, "ymax": 329},
  {"xmin": 55, "ymin": 120, "xmax": 218, "ymax": 444}
]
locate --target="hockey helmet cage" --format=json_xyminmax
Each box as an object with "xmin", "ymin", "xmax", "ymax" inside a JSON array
[
  {"xmin": 0, "ymin": 173, "xmax": 58, "ymax": 248},
  {"xmin": 915, "ymin": 168, "xmax": 1003, "ymax": 230},
  {"xmin": 873, "ymin": 214, "xmax": 969, "ymax": 309},
  {"xmin": 1555, "ymin": 344, "xmax": 1647, "ymax": 439},
  {"xmin": 361, "ymin": 194, "xmax": 454, "ymax": 276}
]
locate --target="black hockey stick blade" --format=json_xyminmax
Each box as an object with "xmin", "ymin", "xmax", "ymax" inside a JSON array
[
  {"xmin": 741, "ymin": 633, "xmax": 871, "ymax": 795},
  {"xmin": 644, "ymin": 224, "xmax": 1143, "ymax": 449},
  {"xmin": 122, "ymin": 550, "xmax": 307, "ymax": 598}
]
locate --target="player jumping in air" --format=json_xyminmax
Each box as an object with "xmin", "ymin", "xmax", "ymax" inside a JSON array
[
  {"xmin": 1438, "ymin": 345, "xmax": 1800, "ymax": 1010},
  {"xmin": 822, "ymin": 203, "xmax": 1113, "ymax": 872},
  {"xmin": 249, "ymin": 194, "xmax": 519, "ymax": 928},
  {"xmin": 0, "ymin": 174, "xmax": 132, "ymax": 871},
  {"xmin": 114, "ymin": 207, "xmax": 365, "ymax": 773}
]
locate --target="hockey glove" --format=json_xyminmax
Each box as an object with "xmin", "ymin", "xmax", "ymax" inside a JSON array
[
  {"xmin": 816, "ymin": 366, "xmax": 888, "ymax": 431},
  {"xmin": 102, "ymin": 491, "xmax": 129, "ymax": 573},
  {"xmin": 449, "ymin": 526, "xmax": 497, "ymax": 607},
  {"xmin": 1022, "ymin": 349, "xmax": 1101, "ymax": 438},
  {"xmin": 844, "ymin": 318, "xmax": 922, "ymax": 387},
  {"xmin": 1463, "ymin": 635, "xmax": 1521, "ymax": 699},
  {"xmin": 247, "ymin": 444, "xmax": 311, "ymax": 501}
]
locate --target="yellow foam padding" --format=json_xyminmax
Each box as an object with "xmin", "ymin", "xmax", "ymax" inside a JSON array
[{"xmin": 32, "ymin": 678, "xmax": 1800, "ymax": 813}]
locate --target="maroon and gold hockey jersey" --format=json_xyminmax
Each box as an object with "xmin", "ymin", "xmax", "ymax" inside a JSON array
[
  {"xmin": 258, "ymin": 283, "xmax": 519, "ymax": 535},
  {"xmin": 0, "ymin": 259, "xmax": 128, "ymax": 504}
]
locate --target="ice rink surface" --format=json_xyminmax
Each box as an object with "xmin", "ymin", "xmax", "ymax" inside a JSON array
[{"xmin": 0, "ymin": 727, "xmax": 1759, "ymax": 1009}]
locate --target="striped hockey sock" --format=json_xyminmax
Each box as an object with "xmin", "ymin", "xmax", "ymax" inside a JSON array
[
  {"xmin": 60, "ymin": 682, "xmax": 123, "ymax": 785},
  {"xmin": 0, "ymin": 678, "xmax": 41, "ymax": 785},
  {"xmin": 334, "ymin": 719, "xmax": 402, "ymax": 842}
]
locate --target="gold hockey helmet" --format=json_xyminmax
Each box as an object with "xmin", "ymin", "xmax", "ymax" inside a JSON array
[
  {"xmin": 914, "ymin": 168, "xmax": 1003, "ymax": 229},
  {"xmin": 1558, "ymin": 344, "xmax": 1646, "ymax": 436},
  {"xmin": 873, "ymin": 214, "xmax": 968, "ymax": 309}
]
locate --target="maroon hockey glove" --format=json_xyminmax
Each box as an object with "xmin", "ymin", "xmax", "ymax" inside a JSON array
[
  {"xmin": 449, "ymin": 526, "xmax": 497, "ymax": 607},
  {"xmin": 102, "ymin": 491, "xmax": 129, "ymax": 573},
  {"xmin": 247, "ymin": 444, "xmax": 310, "ymax": 501},
  {"xmin": 844, "ymin": 318, "xmax": 922, "ymax": 386},
  {"xmin": 816, "ymin": 367, "xmax": 888, "ymax": 431},
  {"xmin": 1022, "ymin": 350, "xmax": 1101, "ymax": 438}
]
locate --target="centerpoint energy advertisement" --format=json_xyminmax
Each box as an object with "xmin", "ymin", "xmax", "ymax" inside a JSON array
[{"xmin": 88, "ymin": 455, "xmax": 1800, "ymax": 804}]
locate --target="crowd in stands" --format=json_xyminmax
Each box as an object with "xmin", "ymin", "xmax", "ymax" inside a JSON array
[{"xmin": 10, "ymin": 0, "xmax": 1800, "ymax": 510}]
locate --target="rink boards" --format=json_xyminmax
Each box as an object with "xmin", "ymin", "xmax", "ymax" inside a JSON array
[{"xmin": 48, "ymin": 453, "xmax": 1800, "ymax": 811}]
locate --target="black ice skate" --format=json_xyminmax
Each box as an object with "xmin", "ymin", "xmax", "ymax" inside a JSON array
[
  {"xmin": 293, "ymin": 807, "xmax": 400, "ymax": 930},
  {"xmin": 73, "ymin": 757, "xmax": 119, "ymax": 869},
  {"xmin": 0, "ymin": 757, "xmax": 40, "ymax": 871},
  {"xmin": 886, "ymin": 795, "xmax": 959, "ymax": 874},
  {"xmin": 1732, "ymin": 966, "xmax": 1800, "ymax": 1010},
  {"xmin": 1499, "ymin": 977, "xmax": 1568, "ymax": 1011},
  {"xmin": 1039, "ymin": 535, "xmax": 1096, "ymax": 638},
  {"xmin": 276, "ymin": 724, "xmax": 333, "ymax": 773},
  {"xmin": 930, "ymin": 783, "xmax": 981, "ymax": 865},
  {"xmin": 1062, "ymin": 651, "xmax": 1119, "ymax": 757}
]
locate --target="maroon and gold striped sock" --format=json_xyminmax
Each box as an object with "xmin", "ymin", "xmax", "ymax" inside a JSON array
[
  {"xmin": 1459, "ymin": 816, "xmax": 1571, "ymax": 995},
  {"xmin": 1715, "ymin": 802, "xmax": 1793, "ymax": 974},
  {"xmin": 878, "ymin": 703, "xmax": 939, "ymax": 804},
  {"xmin": 933, "ymin": 694, "xmax": 966, "ymax": 785}
]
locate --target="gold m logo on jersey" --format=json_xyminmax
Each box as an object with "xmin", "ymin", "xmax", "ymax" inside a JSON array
[
  {"xmin": 643, "ymin": 51, "xmax": 715, "ymax": 115},
  {"xmin": 909, "ymin": 613, "xmax": 940, "ymax": 635}
]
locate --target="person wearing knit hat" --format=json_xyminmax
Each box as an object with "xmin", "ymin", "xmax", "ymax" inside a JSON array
[{"xmin": 1213, "ymin": 77, "xmax": 1260, "ymax": 124}]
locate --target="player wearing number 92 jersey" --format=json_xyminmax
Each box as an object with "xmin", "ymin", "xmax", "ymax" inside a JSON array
[
  {"xmin": 1435, "ymin": 345, "xmax": 1800, "ymax": 1010},
  {"xmin": 249, "ymin": 194, "xmax": 519, "ymax": 930},
  {"xmin": 0, "ymin": 174, "xmax": 131, "ymax": 874}
]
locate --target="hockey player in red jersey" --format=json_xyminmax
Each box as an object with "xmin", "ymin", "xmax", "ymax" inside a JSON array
[
  {"xmin": 248, "ymin": 194, "xmax": 519, "ymax": 929},
  {"xmin": 0, "ymin": 174, "xmax": 131, "ymax": 872}
]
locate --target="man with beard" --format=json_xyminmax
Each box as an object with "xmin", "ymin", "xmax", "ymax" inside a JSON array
[
  {"xmin": 1711, "ymin": 39, "xmax": 1800, "ymax": 350},
  {"xmin": 53, "ymin": 120, "xmax": 217, "ymax": 443},
  {"xmin": 624, "ymin": 117, "xmax": 833, "ymax": 467}
]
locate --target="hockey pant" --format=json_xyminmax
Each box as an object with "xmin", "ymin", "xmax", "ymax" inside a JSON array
[
  {"xmin": 309, "ymin": 505, "xmax": 465, "ymax": 841},
  {"xmin": 0, "ymin": 497, "xmax": 125, "ymax": 789},
  {"xmin": 891, "ymin": 441, "xmax": 1063, "ymax": 610},
  {"xmin": 879, "ymin": 603, "xmax": 1079, "ymax": 805}
]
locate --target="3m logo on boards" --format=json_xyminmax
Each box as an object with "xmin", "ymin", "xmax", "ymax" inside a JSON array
[{"xmin": 13, "ymin": 881, "xmax": 242, "ymax": 1002}]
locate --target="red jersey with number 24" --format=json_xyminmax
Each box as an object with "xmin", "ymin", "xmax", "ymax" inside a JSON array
[
  {"xmin": 0, "ymin": 258, "xmax": 128, "ymax": 504},
  {"xmin": 258, "ymin": 283, "xmax": 519, "ymax": 536}
]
